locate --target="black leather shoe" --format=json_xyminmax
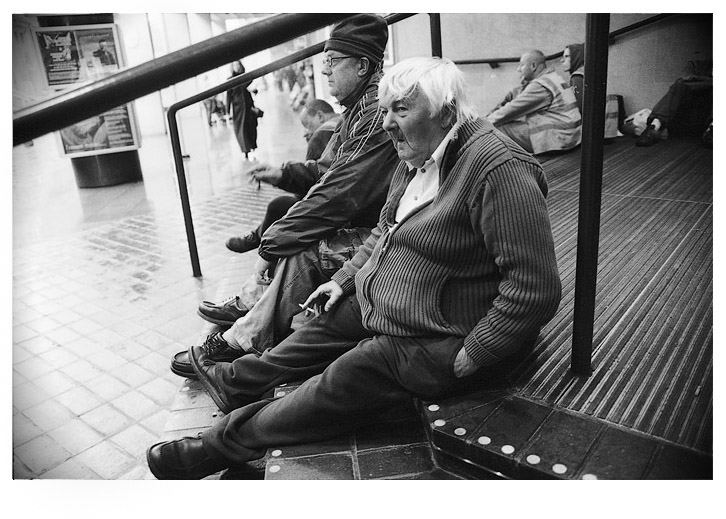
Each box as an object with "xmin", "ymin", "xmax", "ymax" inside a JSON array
[
  {"xmin": 189, "ymin": 341, "xmax": 234, "ymax": 414},
  {"xmin": 226, "ymin": 230, "xmax": 260, "ymax": 253},
  {"xmin": 146, "ymin": 436, "xmax": 229, "ymax": 479},
  {"xmin": 636, "ymin": 124, "xmax": 664, "ymax": 147},
  {"xmin": 197, "ymin": 295, "xmax": 249, "ymax": 326},
  {"xmin": 170, "ymin": 332, "xmax": 243, "ymax": 380}
]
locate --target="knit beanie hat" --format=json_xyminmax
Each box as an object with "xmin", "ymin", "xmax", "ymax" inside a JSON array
[{"xmin": 324, "ymin": 14, "xmax": 388, "ymax": 64}]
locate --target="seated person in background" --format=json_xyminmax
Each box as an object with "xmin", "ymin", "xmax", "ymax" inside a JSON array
[
  {"xmin": 561, "ymin": 43, "xmax": 584, "ymax": 113},
  {"xmin": 147, "ymin": 56, "xmax": 562, "ymax": 479},
  {"xmin": 168, "ymin": 14, "xmax": 399, "ymax": 377},
  {"xmin": 226, "ymin": 99, "xmax": 342, "ymax": 254},
  {"xmin": 636, "ymin": 62, "xmax": 713, "ymax": 147},
  {"xmin": 487, "ymin": 49, "xmax": 581, "ymax": 154}
]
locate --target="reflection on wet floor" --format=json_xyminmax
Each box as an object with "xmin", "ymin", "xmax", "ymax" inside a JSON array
[{"xmin": 12, "ymin": 87, "xmax": 309, "ymax": 478}]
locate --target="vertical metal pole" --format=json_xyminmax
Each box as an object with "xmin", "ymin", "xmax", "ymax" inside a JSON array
[
  {"xmin": 571, "ymin": 13, "xmax": 610, "ymax": 375},
  {"xmin": 168, "ymin": 108, "xmax": 202, "ymax": 277},
  {"xmin": 429, "ymin": 14, "xmax": 442, "ymax": 57}
]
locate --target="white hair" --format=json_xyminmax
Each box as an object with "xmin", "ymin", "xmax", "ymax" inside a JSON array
[{"xmin": 378, "ymin": 56, "xmax": 478, "ymax": 123}]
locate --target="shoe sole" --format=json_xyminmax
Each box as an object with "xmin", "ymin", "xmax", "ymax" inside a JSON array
[
  {"xmin": 188, "ymin": 345, "xmax": 233, "ymax": 414},
  {"xmin": 196, "ymin": 309, "xmax": 236, "ymax": 327},
  {"xmin": 170, "ymin": 362, "xmax": 198, "ymax": 380}
]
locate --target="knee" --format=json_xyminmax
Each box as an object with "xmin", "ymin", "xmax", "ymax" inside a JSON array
[{"xmin": 268, "ymin": 195, "xmax": 299, "ymax": 215}]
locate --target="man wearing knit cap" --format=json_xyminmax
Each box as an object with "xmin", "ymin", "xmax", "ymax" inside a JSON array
[
  {"xmin": 148, "ymin": 56, "xmax": 561, "ymax": 479},
  {"xmin": 166, "ymin": 15, "xmax": 399, "ymax": 389}
]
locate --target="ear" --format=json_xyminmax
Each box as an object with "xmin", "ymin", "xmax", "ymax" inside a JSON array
[
  {"xmin": 439, "ymin": 106, "xmax": 456, "ymax": 128},
  {"xmin": 357, "ymin": 57, "xmax": 371, "ymax": 77}
]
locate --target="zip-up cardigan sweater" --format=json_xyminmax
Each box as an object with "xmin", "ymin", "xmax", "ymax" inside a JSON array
[
  {"xmin": 258, "ymin": 72, "xmax": 399, "ymax": 262},
  {"xmin": 331, "ymin": 117, "xmax": 562, "ymax": 367}
]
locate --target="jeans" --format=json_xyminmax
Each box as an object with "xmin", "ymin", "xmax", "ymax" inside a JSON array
[
  {"xmin": 227, "ymin": 228, "xmax": 371, "ymax": 355},
  {"xmin": 202, "ymin": 295, "xmax": 470, "ymax": 464}
]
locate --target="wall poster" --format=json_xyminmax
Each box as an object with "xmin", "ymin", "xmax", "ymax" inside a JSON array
[{"xmin": 33, "ymin": 23, "xmax": 140, "ymax": 157}]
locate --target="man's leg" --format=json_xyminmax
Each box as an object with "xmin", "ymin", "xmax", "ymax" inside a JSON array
[
  {"xmin": 202, "ymin": 334, "xmax": 465, "ymax": 465},
  {"xmin": 202, "ymin": 295, "xmax": 371, "ymax": 411}
]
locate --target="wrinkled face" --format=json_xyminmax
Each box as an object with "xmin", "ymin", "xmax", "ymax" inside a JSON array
[
  {"xmin": 561, "ymin": 48, "xmax": 571, "ymax": 71},
  {"xmin": 322, "ymin": 51, "xmax": 363, "ymax": 100},
  {"xmin": 382, "ymin": 92, "xmax": 447, "ymax": 168},
  {"xmin": 299, "ymin": 111, "xmax": 323, "ymax": 141},
  {"xmin": 516, "ymin": 55, "xmax": 536, "ymax": 82}
]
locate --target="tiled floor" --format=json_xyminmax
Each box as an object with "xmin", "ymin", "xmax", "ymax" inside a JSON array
[{"xmin": 12, "ymin": 86, "xmax": 308, "ymax": 479}]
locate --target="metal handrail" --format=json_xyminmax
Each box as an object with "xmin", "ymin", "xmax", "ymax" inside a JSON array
[
  {"xmin": 450, "ymin": 13, "xmax": 677, "ymax": 67},
  {"xmin": 13, "ymin": 13, "xmax": 350, "ymax": 145},
  {"xmin": 168, "ymin": 13, "xmax": 415, "ymax": 276}
]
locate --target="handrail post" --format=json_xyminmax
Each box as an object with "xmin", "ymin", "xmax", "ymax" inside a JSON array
[
  {"xmin": 429, "ymin": 14, "xmax": 442, "ymax": 57},
  {"xmin": 571, "ymin": 13, "xmax": 610, "ymax": 376},
  {"xmin": 168, "ymin": 108, "xmax": 201, "ymax": 277}
]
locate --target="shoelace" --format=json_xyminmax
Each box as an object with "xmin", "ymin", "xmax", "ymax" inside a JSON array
[{"xmin": 201, "ymin": 333, "xmax": 228, "ymax": 356}]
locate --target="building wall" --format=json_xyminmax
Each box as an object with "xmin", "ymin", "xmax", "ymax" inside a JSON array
[{"xmin": 391, "ymin": 13, "xmax": 712, "ymax": 117}]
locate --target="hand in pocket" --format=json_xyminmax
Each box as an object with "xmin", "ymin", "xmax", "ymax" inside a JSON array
[{"xmin": 453, "ymin": 346, "xmax": 478, "ymax": 378}]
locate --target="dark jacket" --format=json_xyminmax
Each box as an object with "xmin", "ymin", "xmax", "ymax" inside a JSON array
[
  {"xmin": 258, "ymin": 72, "xmax": 399, "ymax": 261},
  {"xmin": 332, "ymin": 118, "xmax": 561, "ymax": 367}
]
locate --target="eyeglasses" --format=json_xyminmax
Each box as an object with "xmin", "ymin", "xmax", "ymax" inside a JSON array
[{"xmin": 322, "ymin": 55, "xmax": 354, "ymax": 68}]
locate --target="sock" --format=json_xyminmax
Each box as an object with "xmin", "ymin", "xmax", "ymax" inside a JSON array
[
  {"xmin": 651, "ymin": 118, "xmax": 662, "ymax": 131},
  {"xmin": 222, "ymin": 329, "xmax": 243, "ymax": 350}
]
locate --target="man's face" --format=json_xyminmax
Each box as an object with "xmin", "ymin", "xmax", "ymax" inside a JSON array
[
  {"xmin": 561, "ymin": 48, "xmax": 571, "ymax": 71},
  {"xmin": 322, "ymin": 51, "xmax": 362, "ymax": 101},
  {"xmin": 300, "ymin": 111, "xmax": 323, "ymax": 141},
  {"xmin": 382, "ymin": 92, "xmax": 446, "ymax": 168},
  {"xmin": 517, "ymin": 55, "xmax": 536, "ymax": 82}
]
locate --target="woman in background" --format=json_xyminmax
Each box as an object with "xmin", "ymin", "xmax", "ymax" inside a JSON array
[
  {"xmin": 227, "ymin": 60, "xmax": 262, "ymax": 159},
  {"xmin": 562, "ymin": 43, "xmax": 585, "ymax": 113}
]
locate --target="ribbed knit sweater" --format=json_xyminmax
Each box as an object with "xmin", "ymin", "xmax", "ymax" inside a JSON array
[{"xmin": 331, "ymin": 117, "xmax": 562, "ymax": 367}]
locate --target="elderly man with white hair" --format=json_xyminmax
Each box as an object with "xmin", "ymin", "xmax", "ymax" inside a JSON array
[{"xmin": 146, "ymin": 56, "xmax": 562, "ymax": 479}]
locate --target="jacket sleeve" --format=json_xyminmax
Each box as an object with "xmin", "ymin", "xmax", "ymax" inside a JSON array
[
  {"xmin": 258, "ymin": 103, "xmax": 397, "ymax": 261},
  {"xmin": 275, "ymin": 160, "xmax": 321, "ymax": 197},
  {"xmin": 462, "ymin": 161, "xmax": 562, "ymax": 367},
  {"xmin": 487, "ymin": 82, "xmax": 553, "ymax": 125}
]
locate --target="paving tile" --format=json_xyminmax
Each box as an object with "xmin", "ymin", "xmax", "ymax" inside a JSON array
[
  {"xmin": 113, "ymin": 341, "xmax": 152, "ymax": 362},
  {"xmin": 68, "ymin": 318, "xmax": 104, "ymax": 336},
  {"xmin": 39, "ymin": 457, "xmax": 101, "ymax": 479},
  {"xmin": 87, "ymin": 350, "xmax": 128, "ymax": 371},
  {"xmin": 44, "ymin": 326, "xmax": 82, "ymax": 347},
  {"xmin": 47, "ymin": 418, "xmax": 104, "ymax": 455},
  {"xmin": 60, "ymin": 359, "xmax": 105, "ymax": 384},
  {"xmin": 111, "ymin": 424, "xmax": 158, "ymax": 459},
  {"xmin": 111, "ymin": 390, "xmax": 159, "ymax": 421},
  {"xmin": 83, "ymin": 372, "xmax": 132, "ymax": 401},
  {"xmin": 136, "ymin": 350, "xmax": 172, "ymax": 374},
  {"xmin": 13, "ymin": 456, "xmax": 35, "ymax": 479},
  {"xmin": 140, "ymin": 409, "xmax": 171, "ymax": 434},
  {"xmin": 14, "ymin": 379, "xmax": 55, "ymax": 411},
  {"xmin": 74, "ymin": 441, "xmax": 136, "ymax": 479},
  {"xmin": 15, "ymin": 434, "xmax": 71, "ymax": 475},
  {"xmin": 137, "ymin": 377, "xmax": 178, "ymax": 405},
  {"xmin": 576, "ymin": 426, "xmax": 658, "ymax": 480},
  {"xmin": 33, "ymin": 370, "xmax": 77, "ymax": 398},
  {"xmin": 170, "ymin": 387, "xmax": 216, "ymax": 411},
  {"xmin": 26, "ymin": 316, "xmax": 62, "ymax": 335},
  {"xmin": 12, "ymin": 342, "xmax": 33, "ymax": 363},
  {"xmin": 17, "ymin": 335, "xmax": 56, "ymax": 355},
  {"xmin": 12, "ymin": 370, "xmax": 28, "ymax": 388},
  {"xmin": 112, "ymin": 362, "xmax": 156, "ymax": 387},
  {"xmin": 165, "ymin": 406, "xmax": 223, "ymax": 431},
  {"xmin": 48, "ymin": 308, "xmax": 84, "ymax": 326},
  {"xmin": 23, "ymin": 400, "xmax": 75, "ymax": 431},
  {"xmin": 63, "ymin": 336, "xmax": 103, "ymax": 358},
  {"xmin": 117, "ymin": 463, "xmax": 155, "ymax": 480},
  {"xmin": 13, "ymin": 413, "xmax": 44, "ymax": 447},
  {"xmin": 55, "ymin": 386, "xmax": 104, "ymax": 416},
  {"xmin": 39, "ymin": 345, "xmax": 80, "ymax": 368},
  {"xmin": 13, "ymin": 324, "xmax": 38, "ymax": 343},
  {"xmin": 80, "ymin": 404, "xmax": 133, "ymax": 436},
  {"xmin": 14, "ymin": 356, "xmax": 56, "ymax": 379}
]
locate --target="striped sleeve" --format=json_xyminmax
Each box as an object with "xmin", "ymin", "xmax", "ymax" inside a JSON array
[{"xmin": 463, "ymin": 160, "xmax": 562, "ymax": 366}]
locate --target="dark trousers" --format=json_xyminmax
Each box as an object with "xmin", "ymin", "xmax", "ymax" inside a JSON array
[
  {"xmin": 256, "ymin": 194, "xmax": 300, "ymax": 238},
  {"xmin": 650, "ymin": 77, "xmax": 713, "ymax": 135},
  {"xmin": 202, "ymin": 295, "xmax": 468, "ymax": 464}
]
